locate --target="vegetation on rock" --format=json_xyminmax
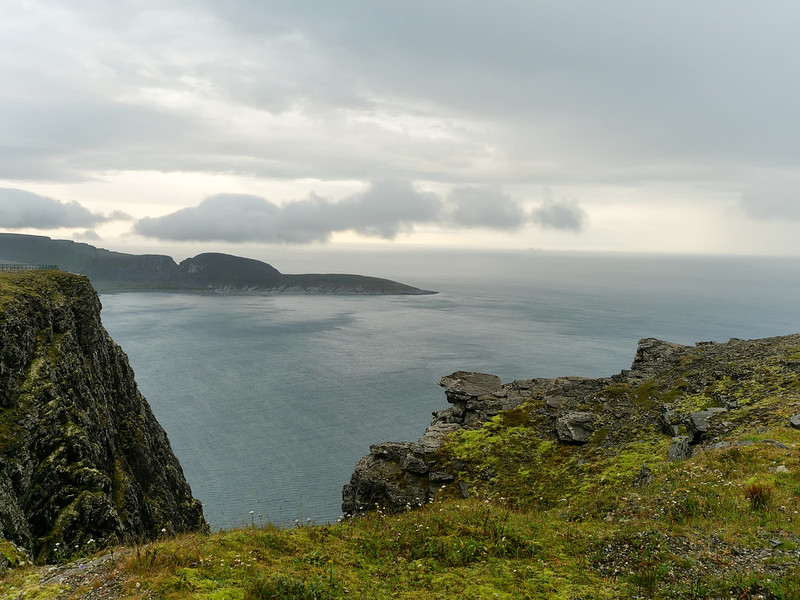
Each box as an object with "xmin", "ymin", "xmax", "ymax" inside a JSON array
[{"xmin": 0, "ymin": 271, "xmax": 206, "ymax": 566}]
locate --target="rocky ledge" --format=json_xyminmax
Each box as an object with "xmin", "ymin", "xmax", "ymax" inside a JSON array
[
  {"xmin": 343, "ymin": 335, "xmax": 800, "ymax": 515},
  {"xmin": 0, "ymin": 271, "xmax": 207, "ymax": 565}
]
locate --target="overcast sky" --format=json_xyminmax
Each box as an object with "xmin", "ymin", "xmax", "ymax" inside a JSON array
[{"xmin": 2, "ymin": 1, "xmax": 800, "ymax": 256}]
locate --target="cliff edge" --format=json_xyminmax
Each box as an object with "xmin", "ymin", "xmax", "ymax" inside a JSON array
[
  {"xmin": 344, "ymin": 334, "xmax": 800, "ymax": 515},
  {"xmin": 0, "ymin": 271, "xmax": 206, "ymax": 564}
]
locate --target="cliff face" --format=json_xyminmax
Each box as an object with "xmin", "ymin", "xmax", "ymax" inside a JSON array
[{"xmin": 0, "ymin": 271, "xmax": 206, "ymax": 563}]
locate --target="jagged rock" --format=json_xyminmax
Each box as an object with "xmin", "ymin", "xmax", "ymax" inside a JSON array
[
  {"xmin": 545, "ymin": 396, "xmax": 568, "ymax": 409},
  {"xmin": 0, "ymin": 271, "xmax": 207, "ymax": 563},
  {"xmin": 458, "ymin": 482, "xmax": 470, "ymax": 499},
  {"xmin": 417, "ymin": 422, "xmax": 461, "ymax": 453},
  {"xmin": 790, "ymin": 414, "xmax": 800, "ymax": 429},
  {"xmin": 342, "ymin": 372, "xmax": 518, "ymax": 515},
  {"xmin": 668, "ymin": 436, "xmax": 693, "ymax": 461},
  {"xmin": 556, "ymin": 412, "xmax": 596, "ymax": 444},
  {"xmin": 401, "ymin": 452, "xmax": 429, "ymax": 475},
  {"xmin": 370, "ymin": 442, "xmax": 415, "ymax": 461},
  {"xmin": 687, "ymin": 408, "xmax": 727, "ymax": 442},
  {"xmin": 633, "ymin": 464, "xmax": 652, "ymax": 487},
  {"xmin": 342, "ymin": 451, "xmax": 431, "ymax": 514},
  {"xmin": 631, "ymin": 338, "xmax": 690, "ymax": 374},
  {"xmin": 660, "ymin": 405, "xmax": 680, "ymax": 436}
]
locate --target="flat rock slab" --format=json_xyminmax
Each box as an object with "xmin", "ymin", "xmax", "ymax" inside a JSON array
[{"xmin": 440, "ymin": 372, "xmax": 503, "ymax": 398}]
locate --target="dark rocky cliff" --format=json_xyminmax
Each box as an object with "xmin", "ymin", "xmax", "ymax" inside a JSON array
[{"xmin": 0, "ymin": 271, "xmax": 206, "ymax": 564}]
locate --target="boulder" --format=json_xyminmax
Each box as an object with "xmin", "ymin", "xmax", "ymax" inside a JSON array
[
  {"xmin": 686, "ymin": 408, "xmax": 727, "ymax": 442},
  {"xmin": 556, "ymin": 412, "xmax": 596, "ymax": 444},
  {"xmin": 668, "ymin": 436, "xmax": 692, "ymax": 461}
]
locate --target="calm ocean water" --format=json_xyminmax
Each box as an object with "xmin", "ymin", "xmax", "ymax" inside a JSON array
[{"xmin": 99, "ymin": 251, "xmax": 800, "ymax": 529}]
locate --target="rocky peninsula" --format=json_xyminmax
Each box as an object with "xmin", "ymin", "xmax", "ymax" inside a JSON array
[{"xmin": 0, "ymin": 233, "xmax": 433, "ymax": 295}]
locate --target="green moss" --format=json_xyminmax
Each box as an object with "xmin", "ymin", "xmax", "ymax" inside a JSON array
[
  {"xmin": 498, "ymin": 406, "xmax": 531, "ymax": 427},
  {"xmin": 632, "ymin": 380, "xmax": 660, "ymax": 407},
  {"xmin": 0, "ymin": 539, "xmax": 29, "ymax": 570},
  {"xmin": 112, "ymin": 459, "xmax": 128, "ymax": 517},
  {"xmin": 600, "ymin": 383, "xmax": 630, "ymax": 398}
]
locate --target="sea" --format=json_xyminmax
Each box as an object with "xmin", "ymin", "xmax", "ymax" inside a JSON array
[{"xmin": 98, "ymin": 250, "xmax": 800, "ymax": 530}]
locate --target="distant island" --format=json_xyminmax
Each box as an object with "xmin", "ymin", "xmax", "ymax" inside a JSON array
[{"xmin": 0, "ymin": 233, "xmax": 434, "ymax": 295}]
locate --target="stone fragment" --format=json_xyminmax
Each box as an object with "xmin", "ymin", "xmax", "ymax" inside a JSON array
[
  {"xmin": 429, "ymin": 471, "xmax": 455, "ymax": 483},
  {"xmin": 417, "ymin": 422, "xmax": 461, "ymax": 454},
  {"xmin": 790, "ymin": 414, "xmax": 800, "ymax": 429},
  {"xmin": 686, "ymin": 408, "xmax": 727, "ymax": 442},
  {"xmin": 760, "ymin": 439, "xmax": 789, "ymax": 450},
  {"xmin": 668, "ymin": 436, "xmax": 692, "ymax": 461},
  {"xmin": 660, "ymin": 405, "xmax": 679, "ymax": 436},
  {"xmin": 370, "ymin": 442, "xmax": 415, "ymax": 462},
  {"xmin": 633, "ymin": 464, "xmax": 652, "ymax": 487},
  {"xmin": 458, "ymin": 482, "xmax": 470, "ymax": 499},
  {"xmin": 556, "ymin": 412, "xmax": 596, "ymax": 444},
  {"xmin": 401, "ymin": 453, "xmax": 429, "ymax": 475},
  {"xmin": 545, "ymin": 396, "xmax": 568, "ymax": 409}
]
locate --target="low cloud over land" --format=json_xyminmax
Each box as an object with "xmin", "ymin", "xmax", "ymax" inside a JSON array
[
  {"xmin": 0, "ymin": 188, "xmax": 130, "ymax": 230},
  {"xmin": 134, "ymin": 182, "xmax": 586, "ymax": 243}
]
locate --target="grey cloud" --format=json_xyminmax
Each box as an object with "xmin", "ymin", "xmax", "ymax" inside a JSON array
[
  {"xmin": 202, "ymin": 1, "xmax": 800, "ymax": 167},
  {"xmin": 332, "ymin": 181, "xmax": 441, "ymax": 238},
  {"xmin": 740, "ymin": 175, "xmax": 800, "ymax": 221},
  {"xmin": 0, "ymin": 188, "xmax": 131, "ymax": 229},
  {"xmin": 530, "ymin": 196, "xmax": 586, "ymax": 232},
  {"xmin": 134, "ymin": 194, "xmax": 296, "ymax": 242},
  {"xmin": 447, "ymin": 187, "xmax": 525, "ymax": 229},
  {"xmin": 134, "ymin": 182, "xmax": 587, "ymax": 243},
  {"xmin": 134, "ymin": 182, "xmax": 442, "ymax": 243},
  {"xmin": 74, "ymin": 230, "xmax": 101, "ymax": 241},
  {"xmin": 6, "ymin": 0, "xmax": 800, "ymax": 188}
]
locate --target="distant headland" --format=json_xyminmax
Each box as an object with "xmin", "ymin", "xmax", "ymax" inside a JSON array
[{"xmin": 0, "ymin": 233, "xmax": 435, "ymax": 295}]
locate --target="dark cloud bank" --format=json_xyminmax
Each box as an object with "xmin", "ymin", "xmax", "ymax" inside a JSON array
[{"xmin": 134, "ymin": 182, "xmax": 587, "ymax": 243}]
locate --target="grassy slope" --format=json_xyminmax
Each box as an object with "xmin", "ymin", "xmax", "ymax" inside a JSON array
[{"xmin": 3, "ymin": 333, "xmax": 800, "ymax": 598}]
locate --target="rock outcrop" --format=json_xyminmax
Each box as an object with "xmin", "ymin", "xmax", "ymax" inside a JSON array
[
  {"xmin": 343, "ymin": 334, "xmax": 800, "ymax": 516},
  {"xmin": 0, "ymin": 271, "xmax": 207, "ymax": 564}
]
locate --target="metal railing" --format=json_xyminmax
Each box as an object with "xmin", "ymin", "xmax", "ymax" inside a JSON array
[{"xmin": 0, "ymin": 264, "xmax": 60, "ymax": 271}]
